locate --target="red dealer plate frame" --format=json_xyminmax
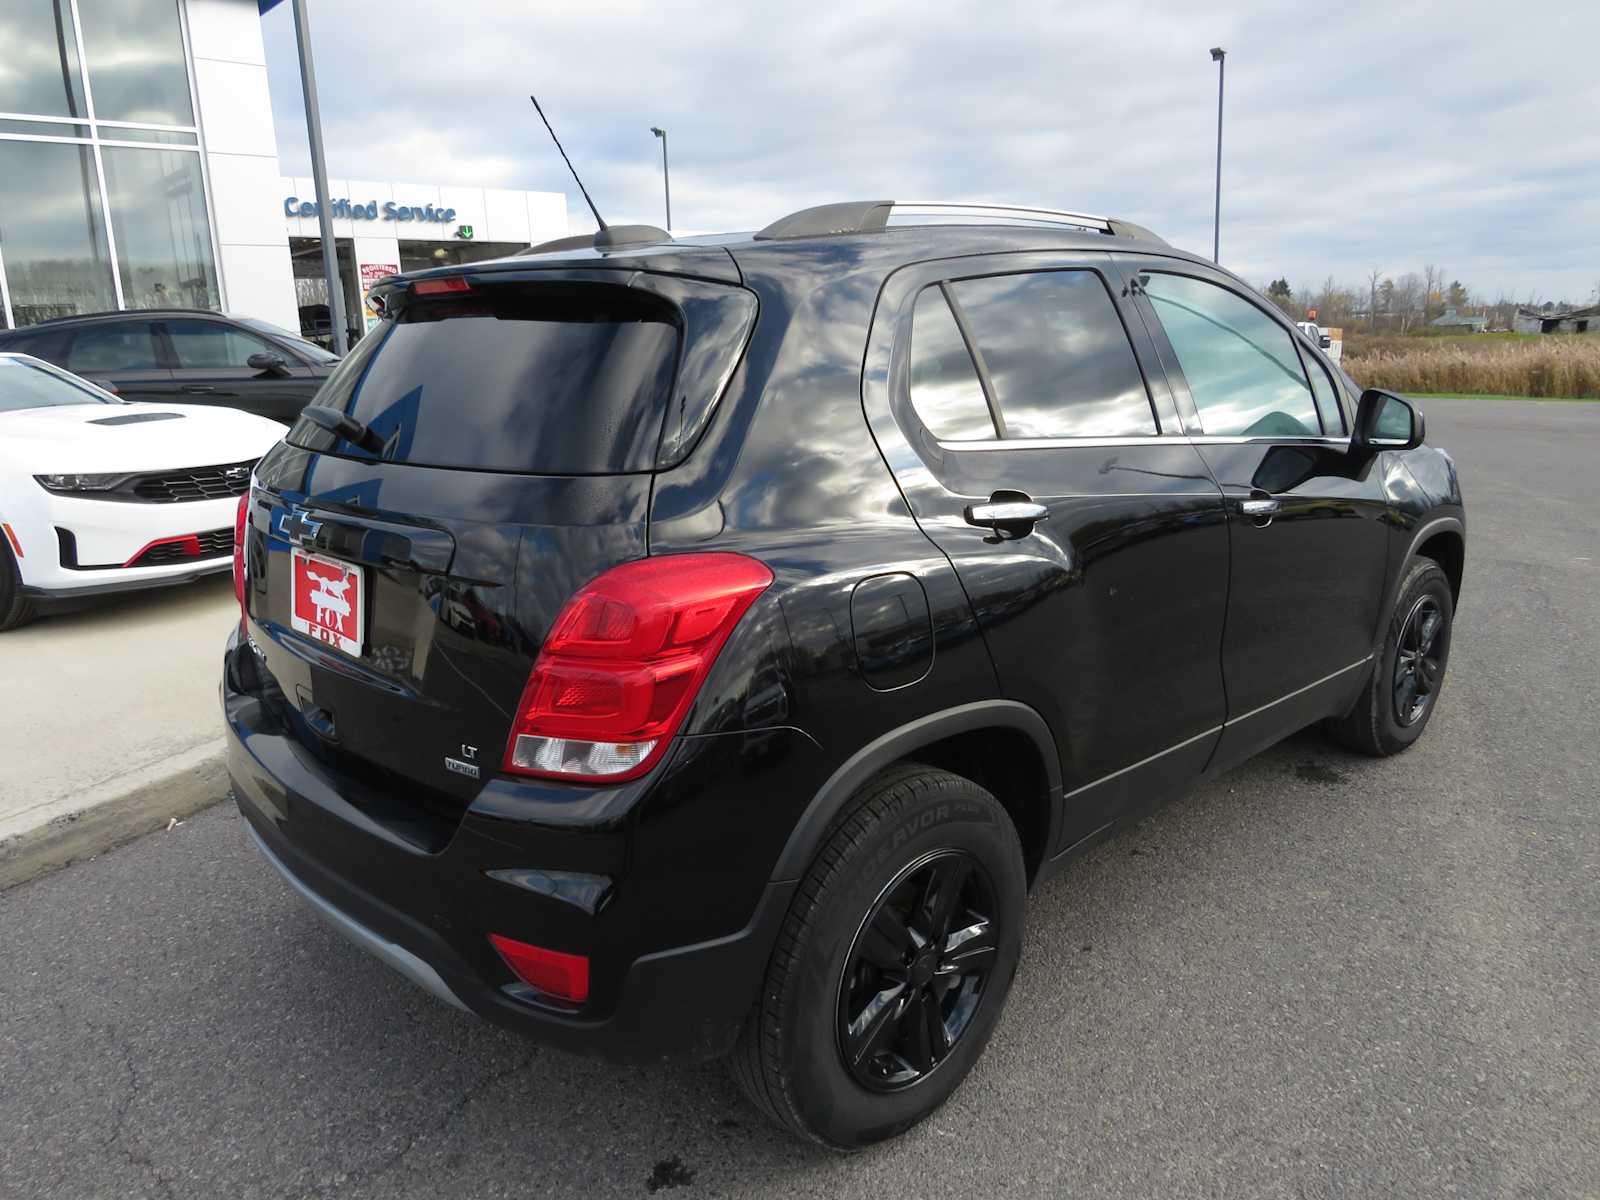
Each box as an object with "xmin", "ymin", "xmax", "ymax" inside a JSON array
[{"xmin": 289, "ymin": 547, "xmax": 365, "ymax": 658}]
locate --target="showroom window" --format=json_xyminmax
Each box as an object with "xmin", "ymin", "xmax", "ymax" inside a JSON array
[{"xmin": 0, "ymin": 0, "xmax": 218, "ymax": 328}]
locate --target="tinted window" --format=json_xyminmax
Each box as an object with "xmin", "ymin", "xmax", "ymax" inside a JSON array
[
  {"xmin": 907, "ymin": 287, "xmax": 994, "ymax": 441},
  {"xmin": 289, "ymin": 285, "xmax": 680, "ymax": 474},
  {"xmin": 1303, "ymin": 349, "xmax": 1344, "ymax": 434},
  {"xmin": 0, "ymin": 2, "xmax": 87, "ymax": 117},
  {"xmin": 238, "ymin": 318, "xmax": 339, "ymax": 364},
  {"xmin": 165, "ymin": 320, "xmax": 277, "ymax": 369},
  {"xmin": 75, "ymin": 0, "xmax": 194, "ymax": 125},
  {"xmin": 0, "ymin": 356, "xmax": 114, "ymax": 411},
  {"xmin": 66, "ymin": 323, "xmax": 160, "ymax": 372},
  {"xmin": 0, "ymin": 141, "xmax": 116, "ymax": 324},
  {"xmin": 102, "ymin": 148, "xmax": 219, "ymax": 311},
  {"xmin": 1142, "ymin": 273, "xmax": 1319, "ymax": 437},
  {"xmin": 950, "ymin": 271, "xmax": 1156, "ymax": 438}
]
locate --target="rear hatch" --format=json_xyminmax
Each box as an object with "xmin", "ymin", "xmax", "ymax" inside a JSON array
[{"xmin": 242, "ymin": 261, "xmax": 755, "ymax": 849}]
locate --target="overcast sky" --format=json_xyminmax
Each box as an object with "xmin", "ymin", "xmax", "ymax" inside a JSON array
[{"xmin": 262, "ymin": 1, "xmax": 1599, "ymax": 304}]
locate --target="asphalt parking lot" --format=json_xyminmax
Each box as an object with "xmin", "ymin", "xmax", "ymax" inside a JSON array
[{"xmin": 2, "ymin": 398, "xmax": 1596, "ymax": 1199}]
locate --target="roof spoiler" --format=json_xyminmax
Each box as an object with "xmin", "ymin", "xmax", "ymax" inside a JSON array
[
  {"xmin": 754, "ymin": 200, "xmax": 1168, "ymax": 246},
  {"xmin": 522, "ymin": 224, "xmax": 671, "ymax": 256}
]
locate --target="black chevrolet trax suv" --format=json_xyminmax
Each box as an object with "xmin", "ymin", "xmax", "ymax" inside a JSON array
[{"xmin": 222, "ymin": 201, "xmax": 1466, "ymax": 1148}]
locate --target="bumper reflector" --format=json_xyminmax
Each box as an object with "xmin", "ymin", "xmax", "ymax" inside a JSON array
[{"xmin": 489, "ymin": 933, "xmax": 590, "ymax": 1004}]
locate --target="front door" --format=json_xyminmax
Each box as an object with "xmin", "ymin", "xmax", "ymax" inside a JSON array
[
  {"xmin": 160, "ymin": 317, "xmax": 317, "ymax": 422},
  {"xmin": 61, "ymin": 319, "xmax": 174, "ymax": 401},
  {"xmin": 863, "ymin": 252, "xmax": 1231, "ymax": 852},
  {"xmin": 1127, "ymin": 264, "xmax": 1391, "ymax": 769}
]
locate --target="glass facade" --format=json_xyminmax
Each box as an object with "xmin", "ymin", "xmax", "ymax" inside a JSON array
[{"xmin": 0, "ymin": 0, "xmax": 217, "ymax": 329}]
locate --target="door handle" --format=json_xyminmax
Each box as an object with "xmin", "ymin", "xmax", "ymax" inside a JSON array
[
  {"xmin": 965, "ymin": 494, "xmax": 1049, "ymax": 538},
  {"xmin": 1239, "ymin": 496, "xmax": 1280, "ymax": 519},
  {"xmin": 181, "ymin": 384, "xmax": 216, "ymax": 393}
]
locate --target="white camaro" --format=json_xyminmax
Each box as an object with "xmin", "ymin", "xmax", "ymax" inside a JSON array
[{"xmin": 0, "ymin": 352, "xmax": 285, "ymax": 631}]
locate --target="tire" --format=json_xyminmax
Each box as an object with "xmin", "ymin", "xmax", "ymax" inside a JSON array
[
  {"xmin": 1327, "ymin": 557, "xmax": 1453, "ymax": 756},
  {"xmin": 0, "ymin": 537, "xmax": 36, "ymax": 632},
  {"xmin": 731, "ymin": 763, "xmax": 1027, "ymax": 1149}
]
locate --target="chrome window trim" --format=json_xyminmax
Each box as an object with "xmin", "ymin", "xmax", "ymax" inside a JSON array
[
  {"xmin": 936, "ymin": 433, "xmax": 1353, "ymax": 452},
  {"xmin": 1065, "ymin": 724, "xmax": 1222, "ymax": 799},
  {"xmin": 1223, "ymin": 656, "xmax": 1373, "ymax": 726},
  {"xmin": 1062, "ymin": 654, "xmax": 1373, "ymax": 798}
]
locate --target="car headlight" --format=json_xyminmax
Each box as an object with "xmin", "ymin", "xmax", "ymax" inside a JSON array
[{"xmin": 34, "ymin": 472, "xmax": 131, "ymax": 493}]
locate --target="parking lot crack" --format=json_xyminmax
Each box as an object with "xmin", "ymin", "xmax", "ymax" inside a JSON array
[
  {"xmin": 108, "ymin": 1039, "xmax": 176, "ymax": 1200},
  {"xmin": 300, "ymin": 1049, "xmax": 539, "ymax": 1198}
]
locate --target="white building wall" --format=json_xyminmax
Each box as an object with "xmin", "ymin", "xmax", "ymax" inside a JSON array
[{"xmin": 185, "ymin": 0, "xmax": 299, "ymax": 331}]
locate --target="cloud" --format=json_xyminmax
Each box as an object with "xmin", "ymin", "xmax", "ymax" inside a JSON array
[{"xmin": 264, "ymin": 0, "xmax": 1600, "ymax": 302}]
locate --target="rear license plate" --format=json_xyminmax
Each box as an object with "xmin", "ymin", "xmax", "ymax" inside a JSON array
[{"xmin": 289, "ymin": 548, "xmax": 365, "ymax": 657}]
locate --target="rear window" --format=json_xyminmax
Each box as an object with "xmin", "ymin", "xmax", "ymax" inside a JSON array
[{"xmin": 290, "ymin": 284, "xmax": 680, "ymax": 474}]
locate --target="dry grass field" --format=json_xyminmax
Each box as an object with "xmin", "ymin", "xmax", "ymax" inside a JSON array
[{"xmin": 1343, "ymin": 332, "xmax": 1600, "ymax": 398}]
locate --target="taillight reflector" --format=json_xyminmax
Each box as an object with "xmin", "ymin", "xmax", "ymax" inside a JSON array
[
  {"xmin": 412, "ymin": 277, "xmax": 471, "ymax": 296},
  {"xmin": 232, "ymin": 493, "xmax": 249, "ymax": 618},
  {"xmin": 489, "ymin": 934, "xmax": 589, "ymax": 1004},
  {"xmin": 502, "ymin": 553, "xmax": 773, "ymax": 783}
]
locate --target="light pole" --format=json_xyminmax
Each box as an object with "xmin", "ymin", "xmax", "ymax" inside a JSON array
[
  {"xmin": 291, "ymin": 0, "xmax": 348, "ymax": 355},
  {"xmin": 650, "ymin": 126, "xmax": 671, "ymax": 232},
  {"xmin": 1210, "ymin": 46, "xmax": 1226, "ymax": 264}
]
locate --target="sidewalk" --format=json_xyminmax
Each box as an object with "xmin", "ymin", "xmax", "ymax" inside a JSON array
[{"xmin": 0, "ymin": 575, "xmax": 237, "ymax": 886}]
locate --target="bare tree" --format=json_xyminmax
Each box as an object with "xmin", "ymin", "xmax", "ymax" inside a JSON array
[
  {"xmin": 1395, "ymin": 274, "xmax": 1423, "ymax": 333},
  {"xmin": 1422, "ymin": 264, "xmax": 1441, "ymax": 323},
  {"xmin": 1367, "ymin": 268, "xmax": 1382, "ymax": 333}
]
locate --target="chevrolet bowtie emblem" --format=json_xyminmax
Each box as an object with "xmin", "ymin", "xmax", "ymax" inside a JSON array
[{"xmin": 277, "ymin": 509, "xmax": 322, "ymax": 545}]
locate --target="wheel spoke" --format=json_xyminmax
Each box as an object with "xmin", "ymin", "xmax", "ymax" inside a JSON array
[
  {"xmin": 939, "ymin": 919, "xmax": 997, "ymax": 975},
  {"xmin": 904, "ymin": 991, "xmax": 936, "ymax": 1072},
  {"xmin": 1418, "ymin": 609, "xmax": 1442, "ymax": 655},
  {"xmin": 1419, "ymin": 654, "xmax": 1440, "ymax": 688},
  {"xmin": 1394, "ymin": 669, "xmax": 1418, "ymax": 717},
  {"xmin": 846, "ymin": 982, "xmax": 907, "ymax": 1066},
  {"xmin": 860, "ymin": 903, "xmax": 916, "ymax": 969},
  {"xmin": 922, "ymin": 990, "xmax": 951, "ymax": 1060},
  {"xmin": 920, "ymin": 858, "xmax": 971, "ymax": 941}
]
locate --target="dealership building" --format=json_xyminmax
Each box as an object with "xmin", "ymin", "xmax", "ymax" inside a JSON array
[{"xmin": 0, "ymin": 0, "xmax": 569, "ymax": 337}]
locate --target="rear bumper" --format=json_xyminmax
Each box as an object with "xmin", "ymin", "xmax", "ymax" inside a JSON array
[{"xmin": 222, "ymin": 629, "xmax": 815, "ymax": 1063}]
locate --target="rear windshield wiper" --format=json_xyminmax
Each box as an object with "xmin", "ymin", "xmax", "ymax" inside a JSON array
[{"xmin": 299, "ymin": 405, "xmax": 386, "ymax": 455}]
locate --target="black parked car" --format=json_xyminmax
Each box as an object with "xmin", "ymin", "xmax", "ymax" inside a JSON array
[
  {"xmin": 0, "ymin": 309, "xmax": 339, "ymax": 423},
  {"xmin": 221, "ymin": 202, "xmax": 1465, "ymax": 1148}
]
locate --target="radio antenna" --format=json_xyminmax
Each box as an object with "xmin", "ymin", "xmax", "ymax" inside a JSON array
[{"xmin": 529, "ymin": 93, "xmax": 607, "ymax": 231}]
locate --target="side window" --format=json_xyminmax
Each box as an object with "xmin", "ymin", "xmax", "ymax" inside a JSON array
[
  {"xmin": 949, "ymin": 270, "xmax": 1157, "ymax": 439},
  {"xmin": 1141, "ymin": 273, "xmax": 1320, "ymax": 437},
  {"xmin": 164, "ymin": 320, "xmax": 278, "ymax": 369},
  {"xmin": 907, "ymin": 287, "xmax": 995, "ymax": 441},
  {"xmin": 1303, "ymin": 349, "xmax": 1345, "ymax": 434},
  {"xmin": 65, "ymin": 322, "xmax": 161, "ymax": 372}
]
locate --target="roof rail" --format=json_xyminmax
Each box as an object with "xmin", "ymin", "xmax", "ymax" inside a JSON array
[
  {"xmin": 522, "ymin": 223, "xmax": 671, "ymax": 256},
  {"xmin": 753, "ymin": 200, "xmax": 1167, "ymax": 246}
]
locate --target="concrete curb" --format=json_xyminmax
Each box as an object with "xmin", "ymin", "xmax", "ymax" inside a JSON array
[{"xmin": 0, "ymin": 740, "xmax": 230, "ymax": 890}]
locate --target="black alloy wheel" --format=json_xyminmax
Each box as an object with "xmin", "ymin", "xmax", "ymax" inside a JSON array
[
  {"xmin": 836, "ymin": 849, "xmax": 998, "ymax": 1091},
  {"xmin": 1393, "ymin": 594, "xmax": 1446, "ymax": 726}
]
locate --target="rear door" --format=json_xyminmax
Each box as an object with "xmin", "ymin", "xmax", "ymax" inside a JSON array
[
  {"xmin": 61, "ymin": 319, "xmax": 174, "ymax": 400},
  {"xmin": 1125, "ymin": 263, "xmax": 1390, "ymax": 768},
  {"xmin": 864, "ymin": 252, "xmax": 1230, "ymax": 852},
  {"xmin": 160, "ymin": 317, "xmax": 319, "ymax": 422},
  {"xmin": 242, "ymin": 271, "xmax": 753, "ymax": 844}
]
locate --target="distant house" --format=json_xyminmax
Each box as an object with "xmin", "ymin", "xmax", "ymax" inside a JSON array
[
  {"xmin": 1516, "ymin": 304, "xmax": 1599, "ymax": 334},
  {"xmin": 1430, "ymin": 307, "xmax": 1489, "ymax": 333}
]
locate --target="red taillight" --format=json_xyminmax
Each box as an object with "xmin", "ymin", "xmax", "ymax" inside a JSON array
[
  {"xmin": 503, "ymin": 553, "xmax": 773, "ymax": 783},
  {"xmin": 232, "ymin": 493, "xmax": 249, "ymax": 618},
  {"xmin": 489, "ymin": 934, "xmax": 589, "ymax": 1004},
  {"xmin": 412, "ymin": 277, "xmax": 471, "ymax": 296}
]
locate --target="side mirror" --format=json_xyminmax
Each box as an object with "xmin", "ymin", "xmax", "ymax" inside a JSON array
[
  {"xmin": 247, "ymin": 351, "xmax": 290, "ymax": 376},
  {"xmin": 1353, "ymin": 388, "xmax": 1425, "ymax": 452},
  {"xmin": 1318, "ymin": 334, "xmax": 1332, "ymax": 349}
]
